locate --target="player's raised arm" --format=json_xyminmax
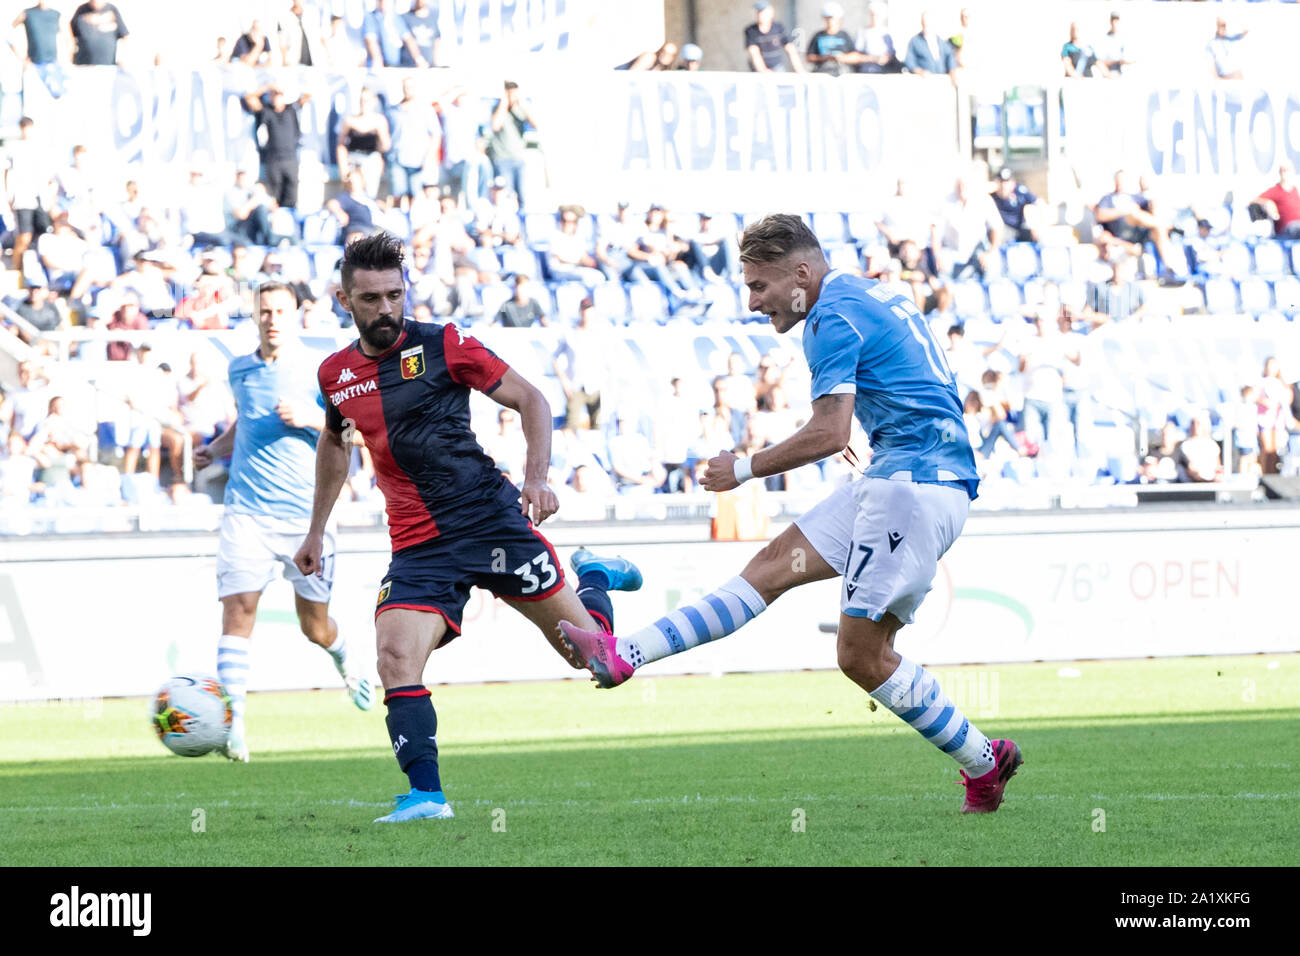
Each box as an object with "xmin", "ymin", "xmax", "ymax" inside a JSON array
[
  {"xmin": 702, "ymin": 391, "xmax": 854, "ymax": 492},
  {"xmin": 489, "ymin": 367, "xmax": 558, "ymax": 525}
]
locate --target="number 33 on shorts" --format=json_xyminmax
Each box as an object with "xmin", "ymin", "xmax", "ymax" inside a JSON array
[{"xmin": 513, "ymin": 551, "xmax": 557, "ymax": 595}]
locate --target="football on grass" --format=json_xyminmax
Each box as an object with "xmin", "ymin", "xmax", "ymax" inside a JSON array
[{"xmin": 152, "ymin": 675, "xmax": 232, "ymax": 757}]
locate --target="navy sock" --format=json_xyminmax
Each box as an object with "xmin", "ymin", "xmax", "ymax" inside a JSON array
[
  {"xmin": 384, "ymin": 685, "xmax": 443, "ymax": 794},
  {"xmin": 577, "ymin": 571, "xmax": 614, "ymax": 633}
]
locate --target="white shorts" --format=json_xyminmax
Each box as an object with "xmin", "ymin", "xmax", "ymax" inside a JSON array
[
  {"xmin": 216, "ymin": 512, "xmax": 335, "ymax": 604},
  {"xmin": 794, "ymin": 476, "xmax": 970, "ymax": 625}
]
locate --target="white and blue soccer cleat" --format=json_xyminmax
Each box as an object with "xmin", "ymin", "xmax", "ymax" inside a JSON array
[
  {"xmin": 219, "ymin": 730, "xmax": 250, "ymax": 763},
  {"xmin": 345, "ymin": 675, "xmax": 375, "ymax": 711},
  {"xmin": 570, "ymin": 548, "xmax": 643, "ymax": 592},
  {"xmin": 374, "ymin": 789, "xmax": 454, "ymax": 823}
]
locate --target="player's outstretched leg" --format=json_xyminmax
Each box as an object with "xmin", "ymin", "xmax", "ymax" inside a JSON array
[
  {"xmin": 559, "ymin": 573, "xmax": 767, "ymax": 688},
  {"xmin": 296, "ymin": 596, "xmax": 374, "ymax": 711},
  {"xmin": 839, "ymin": 617, "xmax": 1022, "ymax": 814}
]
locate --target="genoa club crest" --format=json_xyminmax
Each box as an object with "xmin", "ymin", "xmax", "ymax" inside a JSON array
[
  {"xmin": 400, "ymin": 345, "xmax": 425, "ymax": 380},
  {"xmin": 377, "ymin": 581, "xmax": 391, "ymax": 606}
]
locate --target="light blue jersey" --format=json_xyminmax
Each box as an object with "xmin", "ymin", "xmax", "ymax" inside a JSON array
[
  {"xmin": 802, "ymin": 270, "xmax": 979, "ymax": 498},
  {"xmin": 225, "ymin": 347, "xmax": 325, "ymax": 519}
]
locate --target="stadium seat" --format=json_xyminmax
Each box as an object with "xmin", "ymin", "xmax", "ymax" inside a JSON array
[
  {"xmin": 1069, "ymin": 243, "xmax": 1103, "ymax": 281},
  {"xmin": 1251, "ymin": 240, "xmax": 1287, "ymax": 277},
  {"xmin": 1238, "ymin": 277, "xmax": 1273, "ymax": 315},
  {"xmin": 1273, "ymin": 275, "xmax": 1300, "ymax": 311},
  {"xmin": 627, "ymin": 282, "xmax": 669, "ymax": 324},
  {"xmin": 478, "ymin": 283, "xmax": 511, "ymax": 321},
  {"xmin": 1059, "ymin": 279, "xmax": 1087, "ymax": 312},
  {"xmin": 845, "ymin": 212, "xmax": 880, "ymax": 244},
  {"xmin": 499, "ymin": 247, "xmax": 537, "ymax": 278},
  {"xmin": 591, "ymin": 283, "xmax": 628, "ymax": 323},
  {"xmin": 985, "ymin": 279, "xmax": 1022, "ymax": 318},
  {"xmin": 1203, "ymin": 277, "xmax": 1238, "ymax": 315},
  {"xmin": 1038, "ymin": 243, "xmax": 1072, "ymax": 282},
  {"xmin": 552, "ymin": 282, "xmax": 589, "ymax": 324},
  {"xmin": 953, "ymin": 280, "xmax": 987, "ymax": 319},
  {"xmin": 1290, "ymin": 243, "xmax": 1300, "ymax": 278},
  {"xmin": 523, "ymin": 213, "xmax": 556, "ymax": 248},
  {"xmin": 1004, "ymin": 243, "xmax": 1039, "ymax": 283},
  {"xmin": 1221, "ymin": 241, "xmax": 1253, "ymax": 279},
  {"xmin": 811, "ymin": 212, "xmax": 847, "ymax": 246},
  {"xmin": 828, "ymin": 245, "xmax": 861, "ymax": 273}
]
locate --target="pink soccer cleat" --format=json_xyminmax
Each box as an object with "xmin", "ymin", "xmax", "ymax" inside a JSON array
[
  {"xmin": 557, "ymin": 621, "xmax": 636, "ymax": 689},
  {"xmin": 959, "ymin": 739, "xmax": 1023, "ymax": 813}
]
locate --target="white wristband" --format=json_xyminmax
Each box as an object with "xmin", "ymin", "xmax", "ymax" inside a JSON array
[{"xmin": 733, "ymin": 456, "xmax": 754, "ymax": 485}]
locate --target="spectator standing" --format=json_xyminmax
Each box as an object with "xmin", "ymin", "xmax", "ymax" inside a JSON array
[
  {"xmin": 1061, "ymin": 22, "xmax": 1102, "ymax": 78},
  {"xmin": 1252, "ymin": 164, "xmax": 1300, "ymax": 240},
  {"xmin": 1232, "ymin": 385, "xmax": 1260, "ymax": 475},
  {"xmin": 932, "ymin": 175, "xmax": 1001, "ymax": 281},
  {"xmin": 495, "ymin": 275, "xmax": 547, "ymax": 328},
  {"xmin": 401, "ymin": 0, "xmax": 440, "ymax": 68},
  {"xmin": 230, "ymin": 19, "xmax": 273, "ymax": 66},
  {"xmin": 744, "ymin": 1, "xmax": 804, "ymax": 74},
  {"xmin": 322, "ymin": 14, "xmax": 361, "ymax": 68},
  {"xmin": 5, "ymin": 116, "xmax": 52, "ymax": 271},
  {"xmin": 335, "ymin": 88, "xmax": 391, "ymax": 201},
  {"xmin": 875, "ymin": 177, "xmax": 932, "ymax": 255},
  {"xmin": 1208, "ymin": 17, "xmax": 1247, "ymax": 81},
  {"xmin": 854, "ymin": 2, "xmax": 900, "ymax": 74},
  {"xmin": 1175, "ymin": 413, "xmax": 1222, "ymax": 484},
  {"xmin": 608, "ymin": 413, "xmax": 665, "ymax": 493},
  {"xmin": 1017, "ymin": 315, "xmax": 1067, "ymax": 450},
  {"xmin": 278, "ymin": 0, "xmax": 328, "ymax": 67},
  {"xmin": 488, "ymin": 81, "xmax": 537, "ymax": 211},
  {"xmin": 12, "ymin": 2, "xmax": 61, "ymax": 67},
  {"xmin": 1092, "ymin": 11, "xmax": 1131, "ymax": 77},
  {"xmin": 243, "ymin": 82, "xmax": 310, "ymax": 210},
  {"xmin": 806, "ymin": 3, "xmax": 856, "ymax": 77},
  {"xmin": 1258, "ymin": 356, "xmax": 1293, "ymax": 475},
  {"xmin": 362, "ymin": 0, "xmax": 415, "ymax": 69},
  {"xmin": 904, "ymin": 11, "xmax": 955, "ymax": 76},
  {"xmin": 992, "ymin": 167, "xmax": 1041, "ymax": 243},
  {"xmin": 69, "ymin": 0, "xmax": 127, "ymax": 66},
  {"xmin": 438, "ymin": 87, "xmax": 484, "ymax": 206},
  {"xmin": 179, "ymin": 167, "xmax": 233, "ymax": 249},
  {"xmin": 553, "ymin": 299, "xmax": 607, "ymax": 428},
  {"xmin": 177, "ymin": 352, "xmax": 234, "ymax": 451},
  {"xmin": 388, "ymin": 77, "xmax": 442, "ymax": 207}
]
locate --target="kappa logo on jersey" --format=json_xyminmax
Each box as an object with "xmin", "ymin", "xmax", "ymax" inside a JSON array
[
  {"xmin": 377, "ymin": 581, "xmax": 391, "ymax": 605},
  {"xmin": 401, "ymin": 344, "xmax": 426, "ymax": 380},
  {"xmin": 336, "ymin": 367, "xmax": 357, "ymax": 385},
  {"xmin": 330, "ymin": 378, "xmax": 377, "ymax": 405},
  {"xmin": 888, "ymin": 531, "xmax": 905, "ymax": 552}
]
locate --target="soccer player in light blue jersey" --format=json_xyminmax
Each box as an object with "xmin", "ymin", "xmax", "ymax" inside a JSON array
[
  {"xmin": 561, "ymin": 214, "xmax": 1022, "ymax": 813},
  {"xmin": 194, "ymin": 282, "xmax": 373, "ymax": 763}
]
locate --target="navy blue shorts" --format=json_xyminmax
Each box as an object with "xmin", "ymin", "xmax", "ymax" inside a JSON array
[{"xmin": 375, "ymin": 507, "xmax": 566, "ymax": 642}]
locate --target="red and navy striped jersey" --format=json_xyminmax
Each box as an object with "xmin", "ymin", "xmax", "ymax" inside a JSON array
[{"xmin": 318, "ymin": 320, "xmax": 517, "ymax": 552}]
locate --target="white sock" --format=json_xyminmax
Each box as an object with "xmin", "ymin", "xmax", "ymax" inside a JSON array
[
  {"xmin": 217, "ymin": 634, "xmax": 250, "ymax": 736},
  {"xmin": 324, "ymin": 633, "xmax": 353, "ymax": 679},
  {"xmin": 869, "ymin": 656, "xmax": 995, "ymax": 777},
  {"xmin": 617, "ymin": 576, "xmax": 767, "ymax": 667}
]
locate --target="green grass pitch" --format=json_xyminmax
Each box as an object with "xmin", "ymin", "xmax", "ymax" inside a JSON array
[{"xmin": 2, "ymin": 655, "xmax": 1296, "ymax": 866}]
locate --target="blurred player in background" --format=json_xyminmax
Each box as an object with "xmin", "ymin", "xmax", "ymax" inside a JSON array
[
  {"xmin": 195, "ymin": 282, "xmax": 374, "ymax": 764},
  {"xmin": 561, "ymin": 214, "xmax": 1022, "ymax": 814},
  {"xmin": 293, "ymin": 232, "xmax": 641, "ymax": 823}
]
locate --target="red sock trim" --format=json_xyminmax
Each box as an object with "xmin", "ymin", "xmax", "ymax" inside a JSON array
[
  {"xmin": 587, "ymin": 610, "xmax": 612, "ymax": 635},
  {"xmin": 383, "ymin": 687, "xmax": 432, "ymax": 704}
]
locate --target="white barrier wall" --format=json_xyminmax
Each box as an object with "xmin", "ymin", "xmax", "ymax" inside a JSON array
[{"xmin": 3, "ymin": 508, "xmax": 1298, "ymax": 702}]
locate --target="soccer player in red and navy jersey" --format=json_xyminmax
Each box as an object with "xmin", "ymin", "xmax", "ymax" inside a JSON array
[{"xmin": 293, "ymin": 233, "xmax": 642, "ymax": 823}]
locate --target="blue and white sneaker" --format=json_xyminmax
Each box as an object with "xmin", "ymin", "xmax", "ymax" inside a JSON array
[
  {"xmin": 570, "ymin": 548, "xmax": 643, "ymax": 592},
  {"xmin": 345, "ymin": 676, "xmax": 375, "ymax": 711},
  {"xmin": 374, "ymin": 789, "xmax": 454, "ymax": 823}
]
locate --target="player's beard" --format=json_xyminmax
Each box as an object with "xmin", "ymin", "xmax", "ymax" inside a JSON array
[{"xmin": 358, "ymin": 316, "xmax": 403, "ymax": 351}]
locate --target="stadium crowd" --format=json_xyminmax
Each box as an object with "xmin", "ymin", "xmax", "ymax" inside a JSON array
[{"xmin": 3, "ymin": 1, "xmax": 1300, "ymax": 523}]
